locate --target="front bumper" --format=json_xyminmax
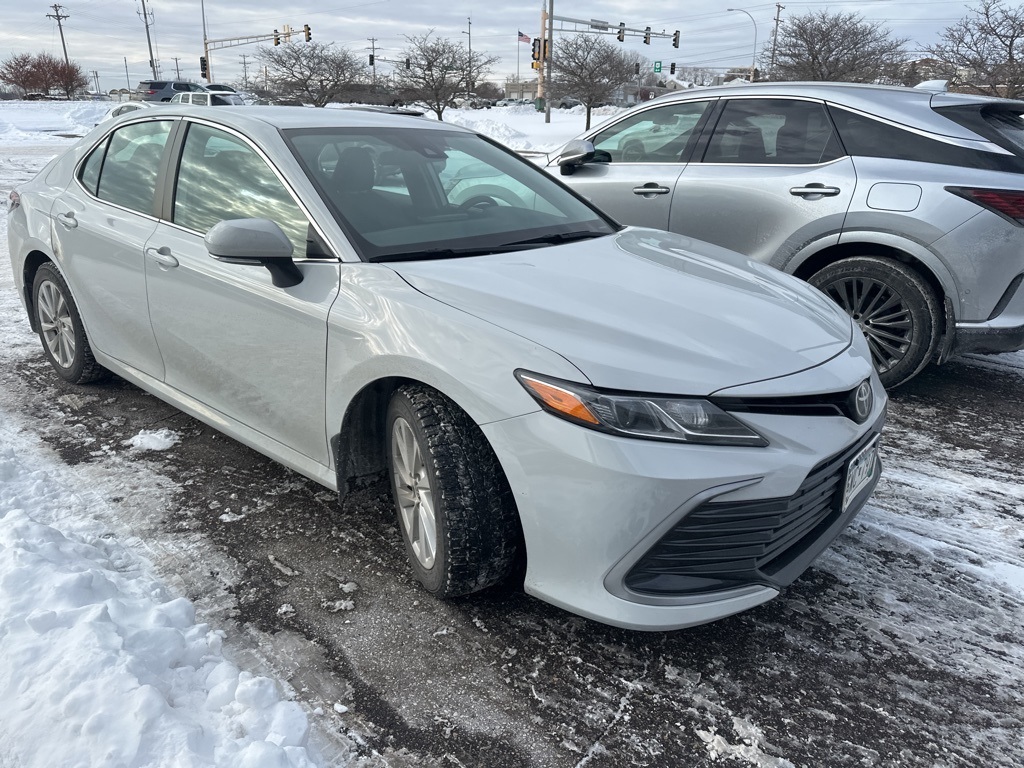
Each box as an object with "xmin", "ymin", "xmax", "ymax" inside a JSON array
[{"xmin": 481, "ymin": 374, "xmax": 886, "ymax": 632}]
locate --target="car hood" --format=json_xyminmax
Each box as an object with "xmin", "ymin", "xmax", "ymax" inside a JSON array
[{"xmin": 392, "ymin": 228, "xmax": 853, "ymax": 395}]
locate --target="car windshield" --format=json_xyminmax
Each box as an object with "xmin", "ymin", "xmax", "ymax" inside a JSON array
[{"xmin": 285, "ymin": 126, "xmax": 617, "ymax": 262}]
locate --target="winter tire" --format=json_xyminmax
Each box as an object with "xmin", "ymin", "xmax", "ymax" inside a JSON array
[
  {"xmin": 809, "ymin": 256, "xmax": 941, "ymax": 389},
  {"xmin": 32, "ymin": 263, "xmax": 106, "ymax": 384},
  {"xmin": 386, "ymin": 385, "xmax": 520, "ymax": 597}
]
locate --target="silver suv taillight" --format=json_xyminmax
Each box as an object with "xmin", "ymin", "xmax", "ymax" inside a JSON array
[{"xmin": 947, "ymin": 186, "xmax": 1024, "ymax": 226}]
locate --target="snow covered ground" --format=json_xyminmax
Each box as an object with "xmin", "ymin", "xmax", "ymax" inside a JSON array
[{"xmin": 2, "ymin": 100, "xmax": 1023, "ymax": 768}]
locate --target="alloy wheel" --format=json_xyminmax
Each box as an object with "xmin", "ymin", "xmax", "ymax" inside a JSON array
[
  {"xmin": 390, "ymin": 416, "xmax": 437, "ymax": 569},
  {"xmin": 36, "ymin": 279, "xmax": 76, "ymax": 370},
  {"xmin": 822, "ymin": 276, "xmax": 912, "ymax": 374}
]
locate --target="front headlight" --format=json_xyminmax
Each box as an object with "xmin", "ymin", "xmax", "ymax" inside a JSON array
[{"xmin": 515, "ymin": 371, "xmax": 768, "ymax": 447}]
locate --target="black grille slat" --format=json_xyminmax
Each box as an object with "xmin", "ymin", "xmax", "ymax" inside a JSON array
[{"xmin": 625, "ymin": 430, "xmax": 880, "ymax": 595}]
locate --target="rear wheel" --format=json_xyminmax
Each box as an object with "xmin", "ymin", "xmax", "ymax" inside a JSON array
[
  {"xmin": 385, "ymin": 385, "xmax": 520, "ymax": 597},
  {"xmin": 809, "ymin": 256, "xmax": 941, "ymax": 388},
  {"xmin": 32, "ymin": 263, "xmax": 106, "ymax": 384}
]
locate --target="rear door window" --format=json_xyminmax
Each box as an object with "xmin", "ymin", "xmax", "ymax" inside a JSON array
[
  {"xmin": 703, "ymin": 99, "xmax": 843, "ymax": 165},
  {"xmin": 86, "ymin": 120, "xmax": 173, "ymax": 214}
]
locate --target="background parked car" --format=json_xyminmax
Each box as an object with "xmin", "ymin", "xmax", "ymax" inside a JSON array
[
  {"xmin": 132, "ymin": 80, "xmax": 208, "ymax": 102},
  {"xmin": 550, "ymin": 81, "xmax": 1024, "ymax": 387}
]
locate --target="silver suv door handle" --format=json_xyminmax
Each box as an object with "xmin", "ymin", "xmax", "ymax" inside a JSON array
[
  {"xmin": 146, "ymin": 246, "xmax": 179, "ymax": 269},
  {"xmin": 790, "ymin": 184, "xmax": 841, "ymax": 197},
  {"xmin": 55, "ymin": 212, "xmax": 78, "ymax": 229},
  {"xmin": 632, "ymin": 183, "xmax": 671, "ymax": 197}
]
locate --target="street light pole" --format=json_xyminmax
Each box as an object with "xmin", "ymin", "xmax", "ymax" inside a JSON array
[{"xmin": 727, "ymin": 8, "xmax": 758, "ymax": 82}]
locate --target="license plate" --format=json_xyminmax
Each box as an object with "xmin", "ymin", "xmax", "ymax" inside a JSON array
[{"xmin": 842, "ymin": 436, "xmax": 880, "ymax": 512}]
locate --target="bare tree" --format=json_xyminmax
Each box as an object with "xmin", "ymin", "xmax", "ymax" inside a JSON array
[
  {"xmin": 675, "ymin": 65, "xmax": 718, "ymax": 87},
  {"xmin": 771, "ymin": 11, "xmax": 908, "ymax": 83},
  {"xmin": 397, "ymin": 31, "xmax": 498, "ymax": 120},
  {"xmin": 549, "ymin": 34, "xmax": 638, "ymax": 129},
  {"xmin": 256, "ymin": 42, "xmax": 365, "ymax": 107},
  {"xmin": 54, "ymin": 59, "xmax": 89, "ymax": 99},
  {"xmin": 0, "ymin": 53, "xmax": 35, "ymax": 96},
  {"xmin": 28, "ymin": 53, "xmax": 65, "ymax": 96},
  {"xmin": 925, "ymin": 0, "xmax": 1024, "ymax": 98}
]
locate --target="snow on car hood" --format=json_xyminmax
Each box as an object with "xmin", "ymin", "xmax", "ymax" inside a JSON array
[{"xmin": 393, "ymin": 228, "xmax": 853, "ymax": 395}]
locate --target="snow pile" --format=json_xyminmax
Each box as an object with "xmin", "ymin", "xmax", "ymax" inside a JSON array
[
  {"xmin": 0, "ymin": 437, "xmax": 318, "ymax": 768},
  {"xmin": 0, "ymin": 100, "xmax": 109, "ymax": 141}
]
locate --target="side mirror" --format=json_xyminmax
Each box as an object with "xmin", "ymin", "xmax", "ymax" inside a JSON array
[
  {"xmin": 205, "ymin": 218, "xmax": 303, "ymax": 288},
  {"xmin": 555, "ymin": 139, "xmax": 597, "ymax": 176}
]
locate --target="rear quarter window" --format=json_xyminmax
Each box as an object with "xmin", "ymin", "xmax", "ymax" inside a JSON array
[{"xmin": 829, "ymin": 105, "xmax": 1024, "ymax": 172}]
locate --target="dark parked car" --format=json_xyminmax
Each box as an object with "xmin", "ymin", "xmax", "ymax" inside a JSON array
[{"xmin": 132, "ymin": 81, "xmax": 208, "ymax": 102}]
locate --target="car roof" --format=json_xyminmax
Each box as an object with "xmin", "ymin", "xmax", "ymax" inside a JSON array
[
  {"xmin": 650, "ymin": 81, "xmax": 1024, "ymax": 140},
  {"xmin": 136, "ymin": 105, "xmax": 462, "ymax": 135}
]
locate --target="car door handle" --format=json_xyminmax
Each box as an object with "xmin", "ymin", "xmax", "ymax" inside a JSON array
[
  {"xmin": 146, "ymin": 246, "xmax": 179, "ymax": 269},
  {"xmin": 632, "ymin": 183, "xmax": 672, "ymax": 198},
  {"xmin": 790, "ymin": 184, "xmax": 841, "ymax": 198},
  {"xmin": 55, "ymin": 212, "xmax": 78, "ymax": 229}
]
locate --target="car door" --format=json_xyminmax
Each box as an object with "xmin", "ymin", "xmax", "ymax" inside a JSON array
[
  {"xmin": 144, "ymin": 120, "xmax": 341, "ymax": 464},
  {"xmin": 553, "ymin": 99, "xmax": 714, "ymax": 230},
  {"xmin": 50, "ymin": 119, "xmax": 175, "ymax": 379},
  {"xmin": 671, "ymin": 97, "xmax": 857, "ymax": 266}
]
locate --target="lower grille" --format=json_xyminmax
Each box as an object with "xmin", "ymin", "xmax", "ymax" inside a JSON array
[{"xmin": 625, "ymin": 430, "xmax": 880, "ymax": 596}]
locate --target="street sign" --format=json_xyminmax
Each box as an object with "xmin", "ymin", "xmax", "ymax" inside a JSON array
[{"xmin": 653, "ymin": 61, "xmax": 662, "ymax": 73}]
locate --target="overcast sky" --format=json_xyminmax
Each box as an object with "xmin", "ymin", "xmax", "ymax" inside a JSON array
[{"xmin": 3, "ymin": 0, "xmax": 980, "ymax": 91}]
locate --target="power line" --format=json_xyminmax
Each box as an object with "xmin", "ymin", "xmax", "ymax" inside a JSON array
[{"xmin": 45, "ymin": 4, "xmax": 70, "ymax": 64}]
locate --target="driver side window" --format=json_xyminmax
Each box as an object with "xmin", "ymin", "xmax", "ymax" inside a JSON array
[{"xmin": 592, "ymin": 101, "xmax": 711, "ymax": 163}]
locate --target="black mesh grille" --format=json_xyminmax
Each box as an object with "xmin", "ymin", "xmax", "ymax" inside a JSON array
[{"xmin": 625, "ymin": 430, "xmax": 880, "ymax": 596}]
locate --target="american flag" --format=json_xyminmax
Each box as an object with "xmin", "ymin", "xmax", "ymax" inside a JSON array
[{"xmin": 518, "ymin": 30, "xmax": 531, "ymax": 43}]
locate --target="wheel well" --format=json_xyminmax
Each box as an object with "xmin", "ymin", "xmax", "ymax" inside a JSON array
[
  {"xmin": 793, "ymin": 241, "xmax": 946, "ymax": 319},
  {"xmin": 22, "ymin": 251, "xmax": 53, "ymax": 332}
]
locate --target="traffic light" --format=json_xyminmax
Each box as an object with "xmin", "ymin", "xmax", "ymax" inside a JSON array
[
  {"xmin": 304, "ymin": 24, "xmax": 311, "ymax": 42},
  {"xmin": 617, "ymin": 23, "xmax": 625, "ymax": 43},
  {"xmin": 368, "ymin": 54, "xmax": 374, "ymax": 65},
  {"xmin": 672, "ymin": 30, "xmax": 680, "ymax": 48},
  {"xmin": 531, "ymin": 38, "xmax": 541, "ymax": 61},
  {"xmin": 199, "ymin": 56, "xmax": 208, "ymax": 78},
  {"xmin": 405, "ymin": 58, "xmax": 410, "ymax": 70},
  {"xmin": 670, "ymin": 63, "xmax": 676, "ymax": 75},
  {"xmin": 634, "ymin": 62, "xmax": 640, "ymax": 75},
  {"xmin": 273, "ymin": 29, "xmax": 280, "ymax": 46},
  {"xmin": 643, "ymin": 27, "xmax": 651, "ymax": 45}
]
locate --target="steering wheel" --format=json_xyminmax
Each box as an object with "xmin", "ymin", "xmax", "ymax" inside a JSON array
[
  {"xmin": 459, "ymin": 195, "xmax": 501, "ymax": 212},
  {"xmin": 620, "ymin": 140, "xmax": 645, "ymax": 163}
]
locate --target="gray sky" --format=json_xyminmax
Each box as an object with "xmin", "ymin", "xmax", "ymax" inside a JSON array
[{"xmin": 3, "ymin": 0, "xmax": 977, "ymax": 91}]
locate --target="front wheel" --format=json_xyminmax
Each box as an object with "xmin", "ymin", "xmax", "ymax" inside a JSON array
[
  {"xmin": 386, "ymin": 385, "xmax": 520, "ymax": 597},
  {"xmin": 809, "ymin": 256, "xmax": 941, "ymax": 388},
  {"xmin": 32, "ymin": 263, "xmax": 106, "ymax": 384}
]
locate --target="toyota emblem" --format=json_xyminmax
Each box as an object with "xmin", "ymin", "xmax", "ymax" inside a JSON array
[{"xmin": 853, "ymin": 380, "xmax": 873, "ymax": 423}]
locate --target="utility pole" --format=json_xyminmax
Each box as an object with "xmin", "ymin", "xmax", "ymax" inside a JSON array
[
  {"xmin": 172, "ymin": 57, "xmax": 182, "ymax": 78},
  {"xmin": 367, "ymin": 37, "xmax": 377, "ymax": 91},
  {"xmin": 545, "ymin": 0, "xmax": 554, "ymax": 123},
  {"xmin": 46, "ymin": 5, "xmax": 71, "ymax": 65},
  {"xmin": 124, "ymin": 57, "xmax": 131, "ymax": 89},
  {"xmin": 240, "ymin": 54, "xmax": 250, "ymax": 88},
  {"xmin": 200, "ymin": 0, "xmax": 213, "ymax": 81},
  {"xmin": 463, "ymin": 18, "xmax": 472, "ymax": 99},
  {"xmin": 138, "ymin": 0, "xmax": 158, "ymax": 78},
  {"xmin": 91, "ymin": 69, "xmax": 100, "ymax": 93},
  {"xmin": 770, "ymin": 3, "xmax": 785, "ymax": 76}
]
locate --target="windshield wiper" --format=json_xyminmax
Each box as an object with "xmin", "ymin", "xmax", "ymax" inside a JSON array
[
  {"xmin": 498, "ymin": 230, "xmax": 610, "ymax": 247},
  {"xmin": 368, "ymin": 231, "xmax": 612, "ymax": 263},
  {"xmin": 369, "ymin": 247, "xmax": 500, "ymax": 263}
]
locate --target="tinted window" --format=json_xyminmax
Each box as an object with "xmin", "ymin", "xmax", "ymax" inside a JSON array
[
  {"xmin": 591, "ymin": 101, "xmax": 711, "ymax": 163},
  {"xmin": 704, "ymin": 99, "xmax": 843, "ymax": 165},
  {"xmin": 829, "ymin": 106, "xmax": 1024, "ymax": 171},
  {"xmin": 93, "ymin": 121, "xmax": 172, "ymax": 213},
  {"xmin": 173, "ymin": 123, "xmax": 313, "ymax": 258},
  {"xmin": 287, "ymin": 127, "xmax": 615, "ymax": 261}
]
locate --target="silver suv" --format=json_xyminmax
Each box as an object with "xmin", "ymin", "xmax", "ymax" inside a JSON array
[{"xmin": 550, "ymin": 82, "xmax": 1024, "ymax": 387}]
